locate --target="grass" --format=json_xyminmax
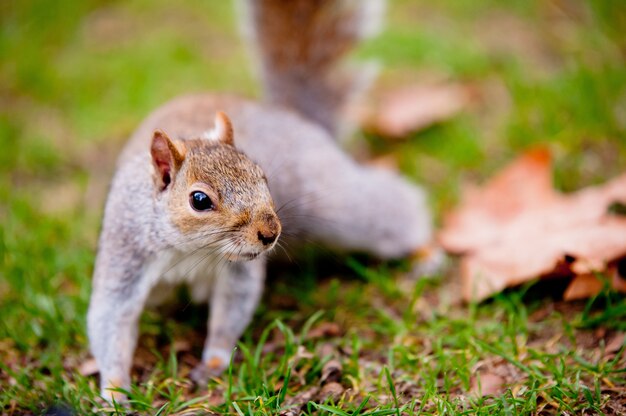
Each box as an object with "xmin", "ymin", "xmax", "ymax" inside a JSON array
[{"xmin": 1, "ymin": 0, "xmax": 626, "ymax": 414}]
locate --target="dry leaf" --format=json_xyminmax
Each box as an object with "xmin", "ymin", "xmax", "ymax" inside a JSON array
[
  {"xmin": 563, "ymin": 274, "xmax": 605, "ymax": 301},
  {"xmin": 173, "ymin": 338, "xmax": 192, "ymax": 352},
  {"xmin": 564, "ymin": 262, "xmax": 626, "ymax": 301},
  {"xmin": 284, "ymin": 387, "xmax": 319, "ymax": 407},
  {"xmin": 359, "ymin": 83, "xmax": 470, "ymax": 138},
  {"xmin": 306, "ymin": 322, "xmax": 342, "ymax": 340},
  {"xmin": 320, "ymin": 359, "xmax": 342, "ymax": 385},
  {"xmin": 470, "ymin": 372, "xmax": 505, "ymax": 396},
  {"xmin": 439, "ymin": 149, "xmax": 626, "ymax": 301},
  {"xmin": 317, "ymin": 381, "xmax": 344, "ymax": 403},
  {"xmin": 439, "ymin": 148, "xmax": 555, "ymax": 253},
  {"xmin": 318, "ymin": 343, "xmax": 342, "ymax": 386},
  {"xmin": 605, "ymin": 332, "xmax": 625, "ymax": 354}
]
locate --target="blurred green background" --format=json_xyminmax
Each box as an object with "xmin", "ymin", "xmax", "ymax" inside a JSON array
[{"xmin": 1, "ymin": 0, "xmax": 625, "ymax": 413}]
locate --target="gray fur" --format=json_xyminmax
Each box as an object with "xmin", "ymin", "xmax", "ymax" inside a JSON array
[
  {"xmin": 129, "ymin": 95, "xmax": 432, "ymax": 257},
  {"xmin": 89, "ymin": 121, "xmax": 280, "ymax": 400},
  {"xmin": 88, "ymin": 0, "xmax": 434, "ymax": 402}
]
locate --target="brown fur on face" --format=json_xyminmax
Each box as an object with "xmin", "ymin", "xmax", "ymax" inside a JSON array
[{"xmin": 164, "ymin": 138, "xmax": 280, "ymax": 256}]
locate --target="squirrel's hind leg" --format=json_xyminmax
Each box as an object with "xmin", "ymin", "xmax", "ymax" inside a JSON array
[{"xmin": 189, "ymin": 257, "xmax": 266, "ymax": 385}]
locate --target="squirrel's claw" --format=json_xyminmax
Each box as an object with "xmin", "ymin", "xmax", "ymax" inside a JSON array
[
  {"xmin": 100, "ymin": 384, "xmax": 129, "ymax": 406},
  {"xmin": 189, "ymin": 351, "xmax": 229, "ymax": 387}
]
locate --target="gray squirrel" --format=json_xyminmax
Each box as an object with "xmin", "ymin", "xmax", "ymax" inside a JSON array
[{"xmin": 88, "ymin": 0, "xmax": 435, "ymax": 402}]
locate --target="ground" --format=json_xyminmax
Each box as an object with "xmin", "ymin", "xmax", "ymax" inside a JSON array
[{"xmin": 1, "ymin": 0, "xmax": 625, "ymax": 414}]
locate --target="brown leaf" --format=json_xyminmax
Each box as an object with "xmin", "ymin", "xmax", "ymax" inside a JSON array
[
  {"xmin": 284, "ymin": 386, "xmax": 319, "ymax": 409},
  {"xmin": 610, "ymin": 259, "xmax": 626, "ymax": 292},
  {"xmin": 439, "ymin": 148, "xmax": 555, "ymax": 253},
  {"xmin": 470, "ymin": 372, "xmax": 505, "ymax": 396},
  {"xmin": 362, "ymin": 83, "xmax": 470, "ymax": 138},
  {"xmin": 317, "ymin": 381, "xmax": 344, "ymax": 403},
  {"xmin": 319, "ymin": 343, "xmax": 342, "ymax": 385},
  {"xmin": 306, "ymin": 322, "xmax": 342, "ymax": 340},
  {"xmin": 564, "ymin": 260, "xmax": 626, "ymax": 301},
  {"xmin": 461, "ymin": 218, "xmax": 626, "ymax": 301},
  {"xmin": 439, "ymin": 149, "xmax": 626, "ymax": 301},
  {"xmin": 173, "ymin": 338, "xmax": 192, "ymax": 352},
  {"xmin": 605, "ymin": 332, "xmax": 625, "ymax": 354},
  {"xmin": 320, "ymin": 358, "xmax": 342, "ymax": 385},
  {"xmin": 563, "ymin": 274, "xmax": 604, "ymax": 301}
]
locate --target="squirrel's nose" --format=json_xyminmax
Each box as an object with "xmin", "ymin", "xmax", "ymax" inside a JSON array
[
  {"xmin": 257, "ymin": 230, "xmax": 278, "ymax": 246},
  {"xmin": 256, "ymin": 213, "xmax": 281, "ymax": 246}
]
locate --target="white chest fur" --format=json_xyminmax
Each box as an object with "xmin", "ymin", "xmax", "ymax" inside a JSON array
[{"xmin": 143, "ymin": 248, "xmax": 222, "ymax": 305}]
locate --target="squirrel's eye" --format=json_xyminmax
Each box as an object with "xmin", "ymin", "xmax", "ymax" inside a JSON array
[{"xmin": 190, "ymin": 191, "xmax": 214, "ymax": 211}]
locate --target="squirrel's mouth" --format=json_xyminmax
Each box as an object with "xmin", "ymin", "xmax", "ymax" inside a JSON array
[
  {"xmin": 226, "ymin": 251, "xmax": 260, "ymax": 262},
  {"xmin": 222, "ymin": 227, "xmax": 280, "ymax": 262}
]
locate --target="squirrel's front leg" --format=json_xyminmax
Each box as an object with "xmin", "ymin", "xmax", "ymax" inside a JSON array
[
  {"xmin": 190, "ymin": 257, "xmax": 266, "ymax": 385},
  {"xmin": 87, "ymin": 258, "xmax": 151, "ymax": 402}
]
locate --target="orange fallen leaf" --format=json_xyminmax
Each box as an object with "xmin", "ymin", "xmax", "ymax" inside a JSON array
[
  {"xmin": 358, "ymin": 83, "xmax": 471, "ymax": 138},
  {"xmin": 439, "ymin": 148, "xmax": 626, "ymax": 302},
  {"xmin": 564, "ymin": 263, "xmax": 626, "ymax": 301},
  {"xmin": 439, "ymin": 148, "xmax": 555, "ymax": 252},
  {"xmin": 563, "ymin": 274, "xmax": 605, "ymax": 301}
]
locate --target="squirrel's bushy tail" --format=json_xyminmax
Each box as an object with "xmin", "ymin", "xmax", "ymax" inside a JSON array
[{"xmin": 240, "ymin": 0, "xmax": 385, "ymax": 138}]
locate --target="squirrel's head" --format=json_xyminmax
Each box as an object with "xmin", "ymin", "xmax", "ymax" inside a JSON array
[{"xmin": 150, "ymin": 112, "xmax": 281, "ymax": 260}]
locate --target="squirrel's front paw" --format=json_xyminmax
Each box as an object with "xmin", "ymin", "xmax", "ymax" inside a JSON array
[
  {"xmin": 101, "ymin": 379, "xmax": 129, "ymax": 404},
  {"xmin": 190, "ymin": 349, "xmax": 231, "ymax": 386}
]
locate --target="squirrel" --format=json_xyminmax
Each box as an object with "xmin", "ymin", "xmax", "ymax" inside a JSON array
[{"xmin": 88, "ymin": 0, "xmax": 435, "ymax": 402}]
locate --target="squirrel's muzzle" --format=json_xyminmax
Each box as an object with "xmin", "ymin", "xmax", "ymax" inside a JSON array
[{"xmin": 255, "ymin": 212, "xmax": 281, "ymax": 249}]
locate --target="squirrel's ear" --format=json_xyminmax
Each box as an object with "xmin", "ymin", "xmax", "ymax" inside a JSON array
[
  {"xmin": 203, "ymin": 111, "xmax": 234, "ymax": 146},
  {"xmin": 151, "ymin": 130, "xmax": 186, "ymax": 191}
]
